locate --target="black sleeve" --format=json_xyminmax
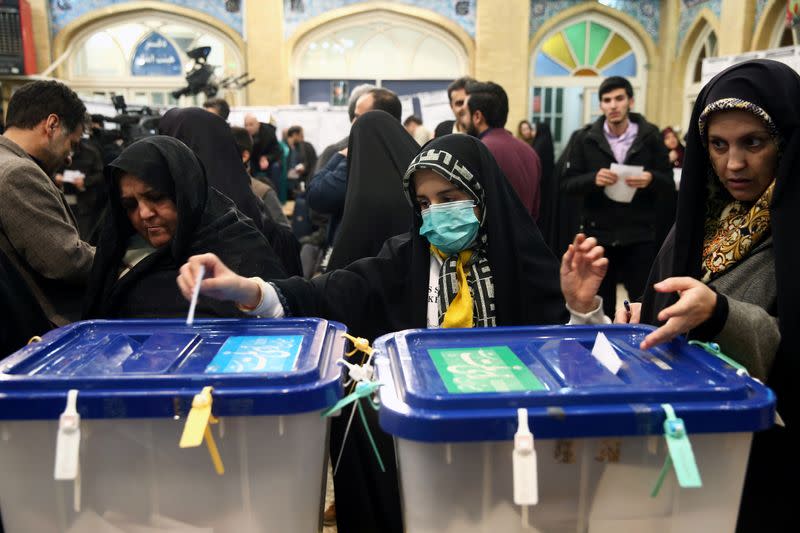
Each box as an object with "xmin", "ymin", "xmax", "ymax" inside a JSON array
[
  {"xmin": 261, "ymin": 218, "xmax": 303, "ymax": 277},
  {"xmin": 303, "ymin": 143, "xmax": 317, "ymax": 178},
  {"xmin": 560, "ymin": 130, "xmax": 598, "ymax": 195},
  {"xmin": 645, "ymin": 130, "xmax": 673, "ymax": 191},
  {"xmin": 83, "ymin": 145, "xmax": 105, "ymax": 189},
  {"xmin": 270, "ymin": 236, "xmax": 411, "ymax": 335},
  {"xmin": 262, "ymin": 126, "xmax": 283, "ymax": 163}
]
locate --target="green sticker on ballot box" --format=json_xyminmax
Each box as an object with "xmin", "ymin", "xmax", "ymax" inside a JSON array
[{"xmin": 427, "ymin": 346, "xmax": 546, "ymax": 394}]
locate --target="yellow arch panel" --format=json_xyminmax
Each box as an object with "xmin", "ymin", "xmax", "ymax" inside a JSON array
[
  {"xmin": 596, "ymin": 33, "xmax": 631, "ymax": 70},
  {"xmin": 542, "ymin": 32, "xmax": 577, "ymax": 70}
]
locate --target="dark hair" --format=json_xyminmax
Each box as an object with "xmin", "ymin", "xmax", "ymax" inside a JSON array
[
  {"xmin": 465, "ymin": 81, "xmax": 509, "ymax": 128},
  {"xmin": 286, "ymin": 125, "xmax": 303, "ymax": 137},
  {"xmin": 230, "ymin": 126, "xmax": 253, "ymax": 156},
  {"xmin": 598, "ymin": 76, "xmax": 634, "ymax": 100},
  {"xmin": 403, "ymin": 115, "xmax": 422, "ymax": 127},
  {"xmin": 366, "ymin": 88, "xmax": 402, "ymax": 121},
  {"xmin": 90, "ymin": 114, "xmax": 105, "ymax": 126},
  {"xmin": 202, "ymin": 97, "xmax": 230, "ymax": 119},
  {"xmin": 447, "ymin": 76, "xmax": 475, "ymax": 104},
  {"xmin": 5, "ymin": 80, "xmax": 86, "ymax": 132}
]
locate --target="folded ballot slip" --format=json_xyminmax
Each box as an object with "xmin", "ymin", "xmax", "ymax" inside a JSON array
[{"xmin": 604, "ymin": 163, "xmax": 644, "ymax": 203}]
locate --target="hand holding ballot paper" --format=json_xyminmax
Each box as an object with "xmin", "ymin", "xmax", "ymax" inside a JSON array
[
  {"xmin": 59, "ymin": 170, "xmax": 86, "ymax": 191},
  {"xmin": 601, "ymin": 163, "xmax": 649, "ymax": 203}
]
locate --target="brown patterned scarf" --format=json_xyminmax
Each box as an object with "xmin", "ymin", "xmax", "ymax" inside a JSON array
[{"xmin": 701, "ymin": 179, "xmax": 775, "ymax": 282}]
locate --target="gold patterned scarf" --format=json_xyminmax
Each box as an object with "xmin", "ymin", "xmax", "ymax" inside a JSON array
[{"xmin": 701, "ymin": 180, "xmax": 775, "ymax": 282}]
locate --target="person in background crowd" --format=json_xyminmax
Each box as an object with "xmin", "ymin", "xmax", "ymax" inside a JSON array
[
  {"xmin": 517, "ymin": 119, "xmax": 536, "ymax": 147},
  {"xmin": 299, "ymin": 84, "xmax": 377, "ymax": 283},
  {"xmin": 461, "ymin": 81, "xmax": 542, "ymax": 220},
  {"xmin": 0, "ymin": 80, "xmax": 94, "ymax": 326},
  {"xmin": 315, "ymin": 84, "xmax": 376, "ymax": 173},
  {"xmin": 327, "ymin": 110, "xmax": 419, "ymax": 271},
  {"xmin": 285, "ymin": 125, "xmax": 317, "ymax": 190},
  {"xmin": 55, "ymin": 123, "xmax": 106, "ymax": 242},
  {"xmin": 307, "ymin": 88, "xmax": 402, "ymax": 248},
  {"xmin": 403, "ymin": 115, "xmax": 432, "ymax": 145},
  {"xmin": 202, "ymin": 97, "xmax": 230, "ymax": 120},
  {"xmin": 178, "ymin": 134, "xmax": 614, "ymax": 533},
  {"xmin": 83, "ymin": 136, "xmax": 286, "ymax": 319},
  {"xmin": 231, "ymin": 125, "xmax": 291, "ymax": 228},
  {"xmin": 662, "ymin": 126, "xmax": 685, "ymax": 168},
  {"xmin": 244, "ymin": 112, "xmax": 283, "ymax": 190},
  {"xmin": 565, "ymin": 59, "xmax": 798, "ymax": 533},
  {"xmin": 561, "ymin": 76, "xmax": 672, "ymax": 316},
  {"xmin": 434, "ymin": 76, "xmax": 475, "ymax": 137},
  {"xmin": 159, "ymin": 107, "xmax": 302, "ymax": 277},
  {"xmin": 531, "ymin": 122, "xmax": 558, "ymax": 251}
]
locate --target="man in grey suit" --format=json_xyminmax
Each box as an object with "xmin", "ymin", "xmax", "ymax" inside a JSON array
[{"xmin": 0, "ymin": 80, "xmax": 95, "ymax": 326}]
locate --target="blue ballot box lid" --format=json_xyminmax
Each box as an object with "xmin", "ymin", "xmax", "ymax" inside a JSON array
[
  {"xmin": 373, "ymin": 325, "xmax": 776, "ymax": 442},
  {"xmin": 0, "ymin": 318, "xmax": 346, "ymax": 419}
]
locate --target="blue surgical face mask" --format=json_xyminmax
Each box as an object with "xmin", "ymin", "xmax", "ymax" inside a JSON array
[{"xmin": 419, "ymin": 200, "xmax": 479, "ymax": 255}]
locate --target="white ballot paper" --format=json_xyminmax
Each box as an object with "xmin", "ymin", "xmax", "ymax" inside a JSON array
[
  {"xmin": 605, "ymin": 163, "xmax": 643, "ymax": 203},
  {"xmin": 673, "ymin": 168, "xmax": 682, "ymax": 191},
  {"xmin": 591, "ymin": 332, "xmax": 623, "ymax": 375},
  {"xmin": 61, "ymin": 170, "xmax": 85, "ymax": 184}
]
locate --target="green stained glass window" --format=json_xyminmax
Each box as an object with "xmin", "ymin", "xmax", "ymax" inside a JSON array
[{"xmin": 535, "ymin": 19, "xmax": 636, "ymax": 78}]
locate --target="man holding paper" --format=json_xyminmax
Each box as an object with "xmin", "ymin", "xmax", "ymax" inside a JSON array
[{"xmin": 562, "ymin": 76, "xmax": 672, "ymax": 316}]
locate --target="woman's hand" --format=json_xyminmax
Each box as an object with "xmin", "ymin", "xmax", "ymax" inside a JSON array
[
  {"xmin": 614, "ymin": 302, "xmax": 641, "ymax": 324},
  {"xmin": 560, "ymin": 233, "xmax": 609, "ymax": 313},
  {"xmin": 640, "ymin": 277, "xmax": 717, "ymax": 350},
  {"xmin": 177, "ymin": 253, "xmax": 261, "ymax": 308}
]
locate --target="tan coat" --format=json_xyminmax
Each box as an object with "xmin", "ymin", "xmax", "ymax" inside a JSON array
[{"xmin": 0, "ymin": 135, "xmax": 95, "ymax": 324}]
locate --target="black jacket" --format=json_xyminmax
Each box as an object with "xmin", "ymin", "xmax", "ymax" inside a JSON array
[{"xmin": 561, "ymin": 113, "xmax": 672, "ymax": 246}]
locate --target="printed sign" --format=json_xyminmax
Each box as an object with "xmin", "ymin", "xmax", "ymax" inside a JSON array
[
  {"xmin": 428, "ymin": 346, "xmax": 546, "ymax": 394},
  {"xmin": 206, "ymin": 335, "xmax": 303, "ymax": 373},
  {"xmin": 131, "ymin": 32, "xmax": 182, "ymax": 77}
]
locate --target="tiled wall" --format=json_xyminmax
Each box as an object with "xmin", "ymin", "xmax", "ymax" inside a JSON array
[
  {"xmin": 49, "ymin": 0, "xmax": 244, "ymax": 35},
  {"xmin": 677, "ymin": 0, "xmax": 722, "ymax": 50},
  {"xmin": 530, "ymin": 0, "xmax": 662, "ymax": 43},
  {"xmin": 283, "ymin": 0, "xmax": 476, "ymax": 38}
]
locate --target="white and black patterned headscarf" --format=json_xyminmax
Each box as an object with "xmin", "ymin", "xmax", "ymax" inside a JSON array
[{"xmin": 403, "ymin": 143, "xmax": 496, "ymax": 327}]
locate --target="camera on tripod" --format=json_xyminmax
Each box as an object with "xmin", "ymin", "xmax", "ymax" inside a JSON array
[
  {"xmin": 171, "ymin": 47, "xmax": 217, "ymax": 99},
  {"xmin": 170, "ymin": 46, "xmax": 255, "ymax": 100}
]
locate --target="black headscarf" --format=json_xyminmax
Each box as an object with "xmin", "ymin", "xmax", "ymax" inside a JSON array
[
  {"xmin": 158, "ymin": 107, "xmax": 264, "ymax": 229},
  {"xmin": 83, "ymin": 136, "xmax": 286, "ymax": 318},
  {"xmin": 404, "ymin": 134, "xmax": 568, "ymax": 327},
  {"xmin": 639, "ymin": 60, "xmax": 799, "ymax": 531},
  {"xmin": 327, "ymin": 110, "xmax": 418, "ymax": 270},
  {"xmin": 532, "ymin": 121, "xmax": 557, "ymax": 245},
  {"xmin": 159, "ymin": 107, "xmax": 302, "ymax": 276}
]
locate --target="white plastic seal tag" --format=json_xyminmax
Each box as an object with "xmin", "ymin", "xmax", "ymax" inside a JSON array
[
  {"xmin": 54, "ymin": 389, "xmax": 80, "ymax": 481},
  {"xmin": 512, "ymin": 408, "xmax": 538, "ymax": 506},
  {"xmin": 339, "ymin": 358, "xmax": 374, "ymax": 383}
]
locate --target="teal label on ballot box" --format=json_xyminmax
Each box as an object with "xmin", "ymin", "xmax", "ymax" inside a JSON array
[
  {"xmin": 206, "ymin": 336, "xmax": 304, "ymax": 373},
  {"xmin": 428, "ymin": 346, "xmax": 546, "ymax": 394}
]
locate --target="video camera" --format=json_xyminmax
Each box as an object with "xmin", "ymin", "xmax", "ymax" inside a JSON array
[
  {"xmin": 170, "ymin": 46, "xmax": 255, "ymax": 99},
  {"xmin": 94, "ymin": 95, "xmax": 160, "ymax": 148}
]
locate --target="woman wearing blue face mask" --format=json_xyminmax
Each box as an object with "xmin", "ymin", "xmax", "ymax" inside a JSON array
[
  {"xmin": 177, "ymin": 134, "xmax": 610, "ymax": 336},
  {"xmin": 177, "ymin": 133, "xmax": 608, "ymax": 533}
]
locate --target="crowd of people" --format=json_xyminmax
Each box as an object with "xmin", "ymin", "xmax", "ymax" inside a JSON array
[{"xmin": 0, "ymin": 59, "xmax": 795, "ymax": 532}]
